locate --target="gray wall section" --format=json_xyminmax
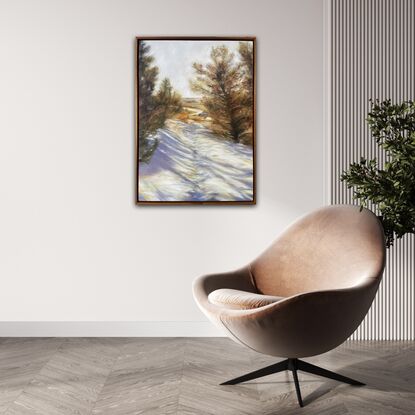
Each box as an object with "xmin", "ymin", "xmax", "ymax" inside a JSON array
[{"xmin": 329, "ymin": 0, "xmax": 415, "ymax": 339}]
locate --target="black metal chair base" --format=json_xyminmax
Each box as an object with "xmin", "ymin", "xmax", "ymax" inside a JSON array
[{"xmin": 220, "ymin": 358, "xmax": 364, "ymax": 407}]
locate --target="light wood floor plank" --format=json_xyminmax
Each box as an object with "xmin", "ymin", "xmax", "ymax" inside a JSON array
[
  {"xmin": 0, "ymin": 338, "xmax": 63, "ymax": 414},
  {"xmin": 5, "ymin": 339, "xmax": 119, "ymax": 415}
]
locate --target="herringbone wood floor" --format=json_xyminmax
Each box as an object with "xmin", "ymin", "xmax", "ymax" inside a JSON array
[{"xmin": 0, "ymin": 338, "xmax": 414, "ymax": 414}]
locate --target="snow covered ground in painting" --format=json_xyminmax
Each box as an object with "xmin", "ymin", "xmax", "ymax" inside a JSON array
[{"xmin": 138, "ymin": 120, "xmax": 253, "ymax": 202}]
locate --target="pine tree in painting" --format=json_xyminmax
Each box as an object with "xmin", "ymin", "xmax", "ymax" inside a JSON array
[
  {"xmin": 154, "ymin": 78, "xmax": 183, "ymax": 122},
  {"xmin": 138, "ymin": 41, "xmax": 160, "ymax": 161},
  {"xmin": 238, "ymin": 42, "xmax": 254, "ymax": 105},
  {"xmin": 191, "ymin": 45, "xmax": 253, "ymax": 145},
  {"xmin": 238, "ymin": 42, "xmax": 254, "ymax": 145},
  {"xmin": 138, "ymin": 42, "xmax": 182, "ymax": 162}
]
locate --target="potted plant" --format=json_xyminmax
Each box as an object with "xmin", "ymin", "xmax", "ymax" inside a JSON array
[{"xmin": 341, "ymin": 99, "xmax": 415, "ymax": 247}]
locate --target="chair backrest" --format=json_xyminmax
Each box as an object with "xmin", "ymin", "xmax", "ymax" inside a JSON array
[{"xmin": 250, "ymin": 205, "xmax": 386, "ymax": 297}]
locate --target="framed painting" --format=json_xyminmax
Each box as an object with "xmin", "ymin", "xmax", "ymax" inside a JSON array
[{"xmin": 136, "ymin": 36, "xmax": 256, "ymax": 204}]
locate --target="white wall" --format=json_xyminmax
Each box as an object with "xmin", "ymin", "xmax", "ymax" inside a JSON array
[{"xmin": 0, "ymin": 0, "xmax": 324, "ymax": 332}]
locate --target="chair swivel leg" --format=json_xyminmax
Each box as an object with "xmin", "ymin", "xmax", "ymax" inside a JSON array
[{"xmin": 297, "ymin": 359, "xmax": 365, "ymax": 386}]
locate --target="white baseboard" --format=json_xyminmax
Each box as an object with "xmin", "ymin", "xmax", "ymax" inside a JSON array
[{"xmin": 0, "ymin": 322, "xmax": 225, "ymax": 337}]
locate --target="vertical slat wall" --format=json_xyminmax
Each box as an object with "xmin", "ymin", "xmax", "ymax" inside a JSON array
[{"xmin": 330, "ymin": 0, "xmax": 415, "ymax": 340}]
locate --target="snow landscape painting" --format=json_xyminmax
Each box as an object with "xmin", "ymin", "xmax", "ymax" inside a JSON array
[{"xmin": 136, "ymin": 37, "xmax": 255, "ymax": 204}]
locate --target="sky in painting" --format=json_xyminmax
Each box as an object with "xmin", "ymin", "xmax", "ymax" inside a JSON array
[{"xmin": 146, "ymin": 40, "xmax": 246, "ymax": 98}]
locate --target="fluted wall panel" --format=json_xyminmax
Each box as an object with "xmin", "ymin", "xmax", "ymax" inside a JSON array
[{"xmin": 329, "ymin": 0, "xmax": 415, "ymax": 339}]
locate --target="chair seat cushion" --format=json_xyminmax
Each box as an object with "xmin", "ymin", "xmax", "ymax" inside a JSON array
[{"xmin": 208, "ymin": 288, "xmax": 284, "ymax": 310}]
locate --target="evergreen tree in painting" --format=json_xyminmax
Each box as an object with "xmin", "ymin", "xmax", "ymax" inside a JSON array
[
  {"xmin": 138, "ymin": 42, "xmax": 183, "ymax": 162},
  {"xmin": 154, "ymin": 78, "xmax": 183, "ymax": 123},
  {"xmin": 238, "ymin": 42, "xmax": 254, "ymax": 105},
  {"xmin": 191, "ymin": 45, "xmax": 253, "ymax": 145},
  {"xmin": 138, "ymin": 41, "xmax": 159, "ymax": 162},
  {"xmin": 238, "ymin": 42, "xmax": 254, "ymax": 145}
]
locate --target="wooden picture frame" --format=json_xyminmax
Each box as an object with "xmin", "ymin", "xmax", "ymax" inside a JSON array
[{"xmin": 136, "ymin": 36, "xmax": 256, "ymax": 205}]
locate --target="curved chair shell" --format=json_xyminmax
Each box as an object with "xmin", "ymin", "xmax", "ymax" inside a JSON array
[{"xmin": 193, "ymin": 205, "xmax": 386, "ymax": 358}]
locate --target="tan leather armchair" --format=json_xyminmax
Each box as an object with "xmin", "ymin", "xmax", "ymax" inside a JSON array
[{"xmin": 193, "ymin": 205, "xmax": 386, "ymax": 407}]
